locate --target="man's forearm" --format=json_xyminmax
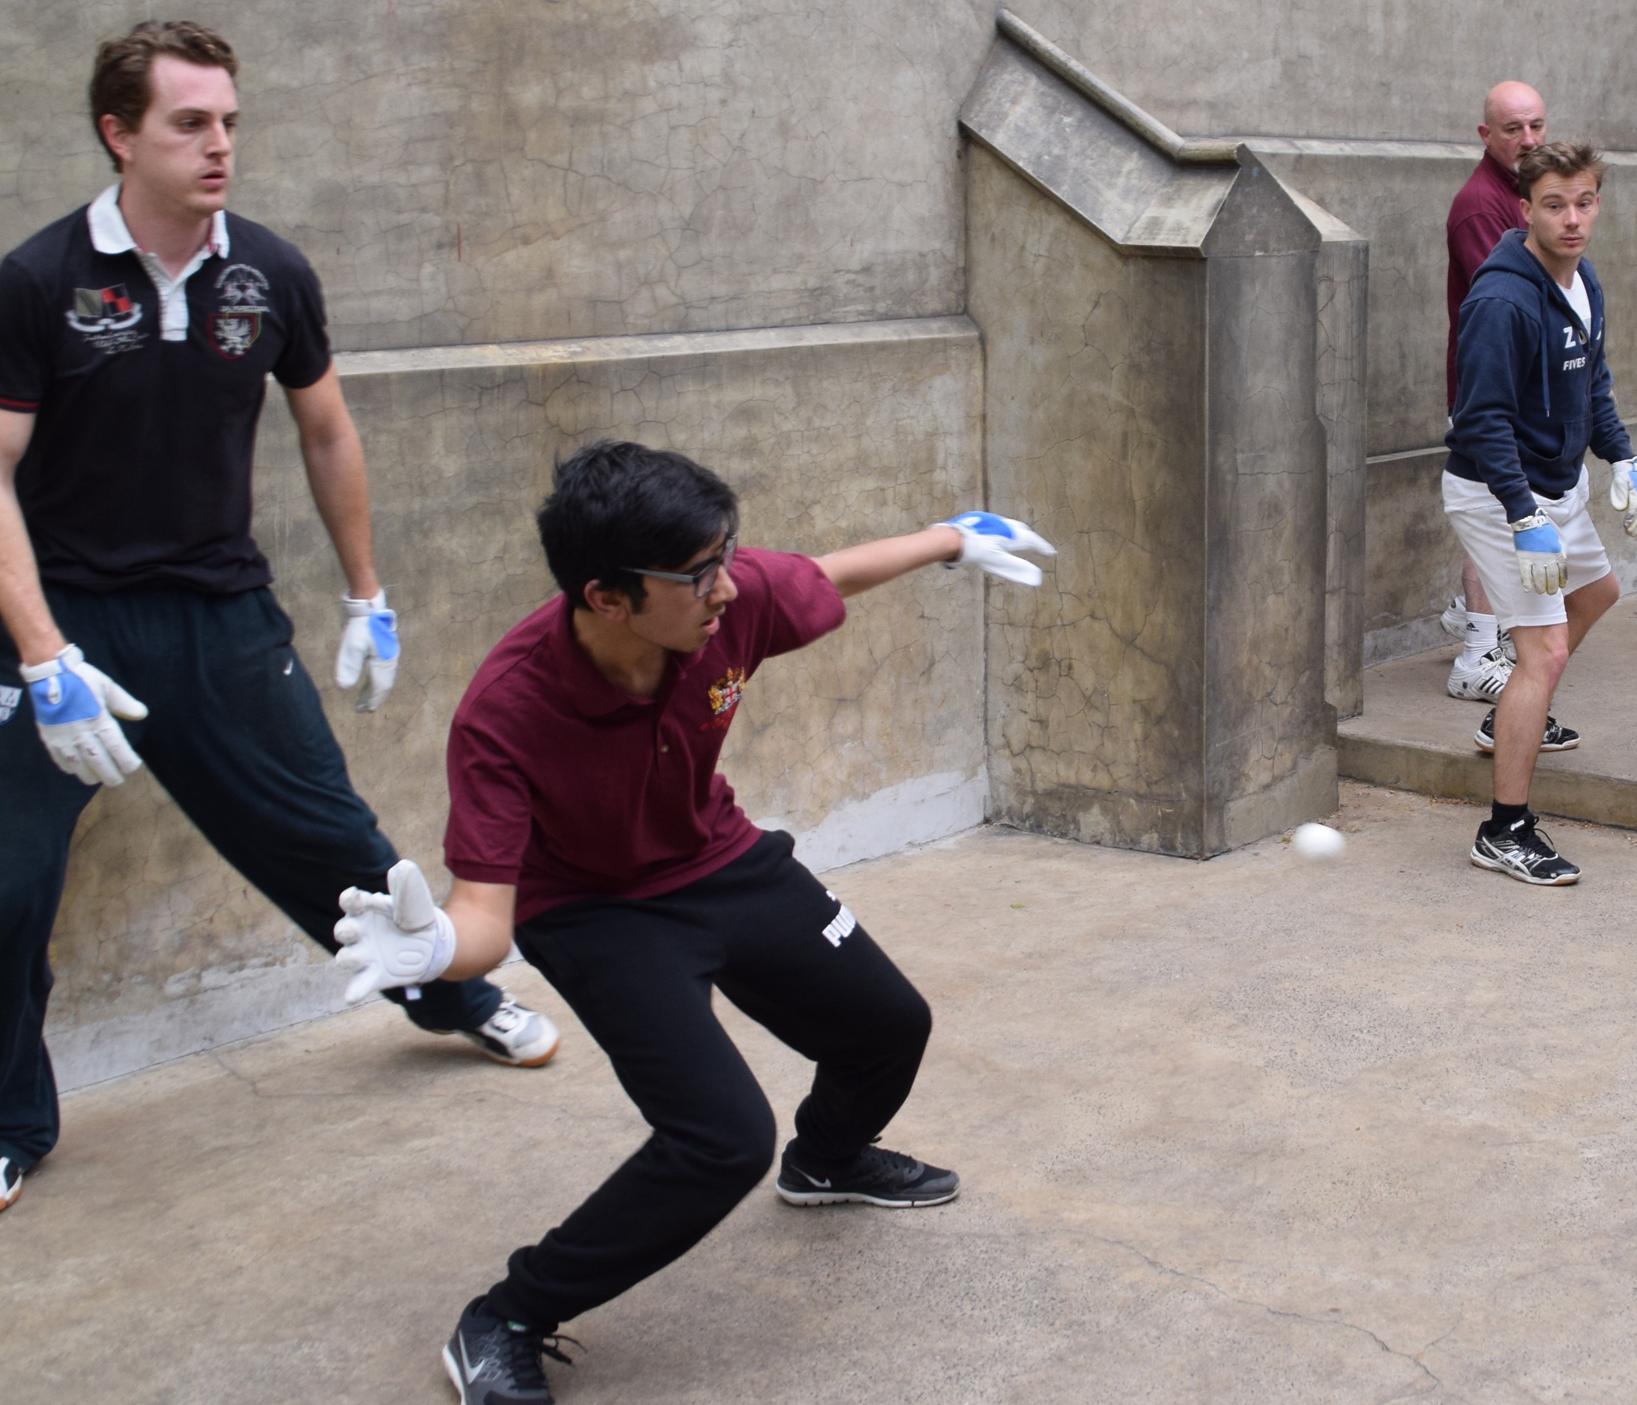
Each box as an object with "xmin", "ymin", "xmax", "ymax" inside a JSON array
[
  {"xmin": 815, "ymin": 526, "xmax": 962, "ymax": 599},
  {"xmin": 440, "ymin": 881, "xmax": 519, "ymax": 979},
  {"xmin": 302, "ymin": 428, "xmax": 381, "ymax": 600},
  {"xmin": 0, "ymin": 481, "xmax": 66, "ymax": 665}
]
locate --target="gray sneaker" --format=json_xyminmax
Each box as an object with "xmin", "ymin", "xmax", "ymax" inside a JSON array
[{"xmin": 431, "ymin": 994, "xmax": 560, "ymax": 1068}]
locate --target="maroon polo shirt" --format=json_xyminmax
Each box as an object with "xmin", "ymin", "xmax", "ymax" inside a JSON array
[
  {"xmin": 1446, "ymin": 150, "xmax": 1524, "ymax": 408},
  {"xmin": 444, "ymin": 547, "xmax": 846, "ymax": 919}
]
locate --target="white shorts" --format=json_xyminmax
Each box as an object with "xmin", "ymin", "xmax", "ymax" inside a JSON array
[{"xmin": 1442, "ymin": 466, "xmax": 1611, "ymax": 630}]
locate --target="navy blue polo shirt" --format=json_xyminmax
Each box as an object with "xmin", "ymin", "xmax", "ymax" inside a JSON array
[{"xmin": 0, "ymin": 184, "xmax": 333, "ymax": 593}]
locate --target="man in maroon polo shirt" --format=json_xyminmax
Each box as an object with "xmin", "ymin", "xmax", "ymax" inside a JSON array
[
  {"xmin": 1441, "ymin": 80, "xmax": 1548, "ymax": 702},
  {"xmin": 331, "ymin": 440, "xmax": 1054, "ymax": 1405}
]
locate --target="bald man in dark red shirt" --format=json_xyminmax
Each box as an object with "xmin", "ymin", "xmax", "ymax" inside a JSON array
[{"xmin": 1442, "ymin": 80, "xmax": 1547, "ymax": 702}]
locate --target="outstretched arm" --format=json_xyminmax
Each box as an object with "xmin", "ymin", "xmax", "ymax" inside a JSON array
[
  {"xmin": 816, "ymin": 513, "xmax": 1055, "ymax": 598},
  {"xmin": 815, "ymin": 526, "xmax": 961, "ymax": 598}
]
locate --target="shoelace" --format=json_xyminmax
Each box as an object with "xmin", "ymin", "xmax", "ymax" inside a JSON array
[
  {"xmin": 855, "ymin": 1144, "xmax": 918, "ymax": 1175},
  {"xmin": 488, "ymin": 1002, "xmax": 526, "ymax": 1034},
  {"xmin": 489, "ymin": 1325, "xmax": 581, "ymax": 1387}
]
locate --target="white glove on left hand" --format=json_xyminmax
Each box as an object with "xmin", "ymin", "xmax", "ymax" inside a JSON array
[
  {"xmin": 939, "ymin": 511, "xmax": 1057, "ymax": 587},
  {"xmin": 19, "ymin": 644, "xmax": 149, "ymax": 787},
  {"xmin": 336, "ymin": 588, "xmax": 400, "ymax": 712},
  {"xmin": 334, "ymin": 860, "xmax": 456, "ymax": 1004},
  {"xmin": 1609, "ymin": 459, "xmax": 1637, "ymax": 538}
]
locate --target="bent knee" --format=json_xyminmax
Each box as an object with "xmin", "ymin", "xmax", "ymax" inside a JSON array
[{"xmin": 671, "ymin": 1097, "xmax": 778, "ymax": 1192}]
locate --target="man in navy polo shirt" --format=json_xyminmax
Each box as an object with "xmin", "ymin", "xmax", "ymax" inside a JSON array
[
  {"xmin": 333, "ymin": 440, "xmax": 1055, "ymax": 1405},
  {"xmin": 0, "ymin": 20, "xmax": 556, "ymax": 1217}
]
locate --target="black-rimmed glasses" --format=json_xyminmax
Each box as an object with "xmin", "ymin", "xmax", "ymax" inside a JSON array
[{"xmin": 623, "ymin": 536, "xmax": 738, "ymax": 598}]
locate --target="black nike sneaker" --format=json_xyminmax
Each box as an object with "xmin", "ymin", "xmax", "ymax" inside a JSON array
[
  {"xmin": 775, "ymin": 1141, "xmax": 960, "ymax": 1208},
  {"xmin": 443, "ymin": 1297, "xmax": 575, "ymax": 1405}
]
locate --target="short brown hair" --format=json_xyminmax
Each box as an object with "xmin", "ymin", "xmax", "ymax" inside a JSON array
[
  {"xmin": 1518, "ymin": 141, "xmax": 1607, "ymax": 200},
  {"xmin": 89, "ymin": 21, "xmax": 238, "ymax": 170}
]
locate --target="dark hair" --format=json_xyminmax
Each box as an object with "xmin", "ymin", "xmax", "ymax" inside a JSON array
[
  {"xmin": 89, "ymin": 21, "xmax": 238, "ymax": 170},
  {"xmin": 1518, "ymin": 141, "xmax": 1607, "ymax": 200},
  {"xmin": 538, "ymin": 441, "xmax": 739, "ymax": 611}
]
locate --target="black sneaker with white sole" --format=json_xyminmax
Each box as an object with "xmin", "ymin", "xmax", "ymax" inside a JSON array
[
  {"xmin": 1473, "ymin": 708, "xmax": 1579, "ymax": 753},
  {"xmin": 443, "ymin": 1297, "xmax": 576, "ymax": 1405},
  {"xmin": 775, "ymin": 1141, "xmax": 960, "ymax": 1208},
  {"xmin": 1470, "ymin": 815, "xmax": 1580, "ymax": 886}
]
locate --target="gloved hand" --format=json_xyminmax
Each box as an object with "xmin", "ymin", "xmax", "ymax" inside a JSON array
[
  {"xmin": 336, "ymin": 588, "xmax": 399, "ymax": 712},
  {"xmin": 19, "ymin": 644, "xmax": 148, "ymax": 787},
  {"xmin": 938, "ymin": 511, "xmax": 1057, "ymax": 587},
  {"xmin": 334, "ymin": 859, "xmax": 456, "ymax": 1004},
  {"xmin": 1609, "ymin": 459, "xmax": 1637, "ymax": 538},
  {"xmin": 1510, "ymin": 511, "xmax": 1567, "ymax": 595}
]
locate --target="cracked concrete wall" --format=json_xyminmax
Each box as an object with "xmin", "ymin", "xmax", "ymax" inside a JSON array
[
  {"xmin": 969, "ymin": 143, "xmax": 1337, "ymax": 858},
  {"xmin": 1005, "ymin": 0, "xmax": 1637, "ymax": 147},
  {"xmin": 46, "ymin": 320, "xmax": 984, "ymax": 1090},
  {"xmin": 0, "ymin": 0, "xmax": 994, "ymax": 348}
]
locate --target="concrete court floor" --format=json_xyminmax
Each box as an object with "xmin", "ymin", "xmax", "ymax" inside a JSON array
[{"xmin": 6, "ymin": 781, "xmax": 1637, "ymax": 1405}]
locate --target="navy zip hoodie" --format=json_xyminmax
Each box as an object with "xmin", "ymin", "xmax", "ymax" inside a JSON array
[{"xmin": 1446, "ymin": 227, "xmax": 1633, "ymax": 523}]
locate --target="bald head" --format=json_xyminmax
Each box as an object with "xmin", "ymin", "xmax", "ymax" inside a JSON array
[{"xmin": 1480, "ymin": 82, "xmax": 1547, "ymax": 172}]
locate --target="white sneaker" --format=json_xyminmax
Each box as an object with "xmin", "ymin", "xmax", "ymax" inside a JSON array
[
  {"xmin": 1447, "ymin": 646, "xmax": 1512, "ymax": 701},
  {"xmin": 431, "ymin": 994, "xmax": 561, "ymax": 1068}
]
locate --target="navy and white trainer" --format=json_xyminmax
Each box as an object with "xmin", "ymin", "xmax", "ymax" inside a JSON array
[
  {"xmin": 0, "ymin": 1156, "xmax": 21, "ymax": 1212},
  {"xmin": 776, "ymin": 1141, "xmax": 960, "ymax": 1208},
  {"xmin": 443, "ymin": 1297, "xmax": 576, "ymax": 1405},
  {"xmin": 1473, "ymin": 708, "xmax": 1579, "ymax": 753},
  {"xmin": 431, "ymin": 994, "xmax": 560, "ymax": 1068},
  {"xmin": 1471, "ymin": 815, "xmax": 1579, "ymax": 886}
]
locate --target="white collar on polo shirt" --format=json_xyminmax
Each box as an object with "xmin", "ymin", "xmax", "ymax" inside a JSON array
[{"xmin": 86, "ymin": 183, "xmax": 231, "ymax": 341}]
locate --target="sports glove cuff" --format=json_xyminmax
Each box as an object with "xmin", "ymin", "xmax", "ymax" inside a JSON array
[
  {"xmin": 342, "ymin": 588, "xmax": 388, "ymax": 616},
  {"xmin": 18, "ymin": 643, "xmax": 84, "ymax": 684}
]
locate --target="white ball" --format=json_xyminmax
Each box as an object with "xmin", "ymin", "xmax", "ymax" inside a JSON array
[{"xmin": 1291, "ymin": 822, "xmax": 1346, "ymax": 860}]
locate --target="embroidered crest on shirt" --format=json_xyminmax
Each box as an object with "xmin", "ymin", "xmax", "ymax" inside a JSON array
[
  {"xmin": 209, "ymin": 263, "xmax": 269, "ymax": 359},
  {"xmin": 699, "ymin": 667, "xmax": 747, "ymax": 732},
  {"xmin": 66, "ymin": 285, "xmax": 145, "ymax": 353},
  {"xmin": 0, "ymin": 684, "xmax": 20, "ymax": 725}
]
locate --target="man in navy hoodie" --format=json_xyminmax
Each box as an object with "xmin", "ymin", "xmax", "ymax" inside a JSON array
[{"xmin": 1444, "ymin": 142, "xmax": 1635, "ymax": 885}]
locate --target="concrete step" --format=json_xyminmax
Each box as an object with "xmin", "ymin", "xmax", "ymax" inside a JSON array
[{"xmin": 1339, "ymin": 602, "xmax": 1637, "ymax": 829}]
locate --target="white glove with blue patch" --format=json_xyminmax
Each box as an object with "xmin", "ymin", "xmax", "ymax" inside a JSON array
[
  {"xmin": 19, "ymin": 644, "xmax": 148, "ymax": 787},
  {"xmin": 1608, "ymin": 459, "xmax": 1637, "ymax": 538},
  {"xmin": 939, "ymin": 511, "xmax": 1057, "ymax": 587},
  {"xmin": 1510, "ymin": 511, "xmax": 1567, "ymax": 595},
  {"xmin": 334, "ymin": 860, "xmax": 456, "ymax": 1004},
  {"xmin": 336, "ymin": 588, "xmax": 400, "ymax": 712}
]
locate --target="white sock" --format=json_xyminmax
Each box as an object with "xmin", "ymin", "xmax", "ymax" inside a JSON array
[{"xmin": 1460, "ymin": 610, "xmax": 1499, "ymax": 666}]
